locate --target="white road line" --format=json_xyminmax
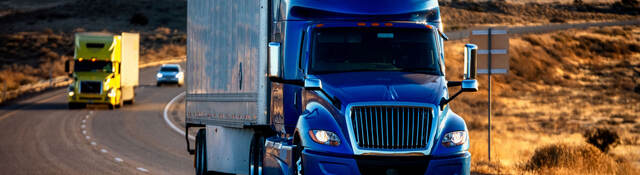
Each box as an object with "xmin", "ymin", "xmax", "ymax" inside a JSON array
[
  {"xmin": 163, "ymin": 92, "xmax": 195, "ymax": 140},
  {"xmin": 81, "ymin": 124, "xmax": 86, "ymax": 129},
  {"xmin": 85, "ymin": 136, "xmax": 90, "ymax": 140},
  {"xmin": 114, "ymin": 157, "xmax": 123, "ymax": 162},
  {"xmin": 90, "ymin": 111, "xmax": 93, "ymax": 114},
  {"xmin": 136, "ymin": 167, "xmax": 149, "ymax": 173},
  {"xmin": 91, "ymin": 141, "xmax": 96, "ymax": 146},
  {"xmin": 82, "ymin": 119, "xmax": 86, "ymax": 123},
  {"xmin": 100, "ymin": 149, "xmax": 108, "ymax": 153},
  {"xmin": 85, "ymin": 115, "xmax": 89, "ymax": 119},
  {"xmin": 82, "ymin": 130, "xmax": 87, "ymax": 135}
]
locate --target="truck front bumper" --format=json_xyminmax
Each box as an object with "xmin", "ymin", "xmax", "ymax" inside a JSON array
[
  {"xmin": 68, "ymin": 94, "xmax": 114, "ymax": 105},
  {"xmin": 302, "ymin": 150, "xmax": 470, "ymax": 175}
]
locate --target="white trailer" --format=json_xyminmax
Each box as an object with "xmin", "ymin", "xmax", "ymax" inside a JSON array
[
  {"xmin": 185, "ymin": 0, "xmax": 268, "ymax": 174},
  {"xmin": 120, "ymin": 32, "xmax": 139, "ymax": 103}
]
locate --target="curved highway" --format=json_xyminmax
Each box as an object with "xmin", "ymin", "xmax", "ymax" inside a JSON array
[{"xmin": 0, "ymin": 63, "xmax": 192, "ymax": 175}]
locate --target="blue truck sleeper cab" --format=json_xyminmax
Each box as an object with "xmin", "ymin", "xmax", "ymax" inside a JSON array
[{"xmin": 262, "ymin": 1, "xmax": 472, "ymax": 174}]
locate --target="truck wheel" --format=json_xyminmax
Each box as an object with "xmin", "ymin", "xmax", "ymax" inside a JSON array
[
  {"xmin": 293, "ymin": 135, "xmax": 304, "ymax": 175},
  {"xmin": 195, "ymin": 129, "xmax": 207, "ymax": 175},
  {"xmin": 115, "ymin": 89, "xmax": 123, "ymax": 108},
  {"xmin": 249, "ymin": 134, "xmax": 265, "ymax": 175},
  {"xmin": 68, "ymin": 103, "xmax": 77, "ymax": 109},
  {"xmin": 124, "ymin": 92, "xmax": 135, "ymax": 105}
]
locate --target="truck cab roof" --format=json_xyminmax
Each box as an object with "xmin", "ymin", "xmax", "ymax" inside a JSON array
[{"xmin": 280, "ymin": 0, "xmax": 440, "ymax": 23}]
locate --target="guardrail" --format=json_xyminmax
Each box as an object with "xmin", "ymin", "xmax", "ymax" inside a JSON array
[{"xmin": 0, "ymin": 56, "xmax": 186, "ymax": 104}]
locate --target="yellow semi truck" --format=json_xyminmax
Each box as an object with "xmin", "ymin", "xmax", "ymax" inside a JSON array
[{"xmin": 65, "ymin": 32, "xmax": 139, "ymax": 109}]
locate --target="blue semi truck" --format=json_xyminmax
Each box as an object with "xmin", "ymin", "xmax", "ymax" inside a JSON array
[{"xmin": 185, "ymin": 0, "xmax": 479, "ymax": 174}]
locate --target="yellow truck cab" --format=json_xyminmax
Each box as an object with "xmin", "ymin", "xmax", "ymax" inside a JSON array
[{"xmin": 66, "ymin": 32, "xmax": 139, "ymax": 109}]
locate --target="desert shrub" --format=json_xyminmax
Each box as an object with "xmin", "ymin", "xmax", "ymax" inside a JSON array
[
  {"xmin": 583, "ymin": 127, "xmax": 620, "ymax": 153},
  {"xmin": 130, "ymin": 12, "xmax": 149, "ymax": 25},
  {"xmin": 621, "ymin": 0, "xmax": 639, "ymax": 7},
  {"xmin": 524, "ymin": 143, "xmax": 617, "ymax": 173}
]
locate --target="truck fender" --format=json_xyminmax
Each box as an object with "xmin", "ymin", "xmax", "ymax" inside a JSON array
[
  {"xmin": 294, "ymin": 102, "xmax": 353, "ymax": 155},
  {"xmin": 430, "ymin": 109, "xmax": 470, "ymax": 157}
]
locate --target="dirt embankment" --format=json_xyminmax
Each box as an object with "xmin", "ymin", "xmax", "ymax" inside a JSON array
[
  {"xmin": 444, "ymin": 25, "xmax": 640, "ymax": 174},
  {"xmin": 440, "ymin": 1, "xmax": 640, "ymax": 31}
]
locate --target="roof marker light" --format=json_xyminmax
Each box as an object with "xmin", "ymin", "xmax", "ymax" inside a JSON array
[
  {"xmin": 357, "ymin": 22, "xmax": 366, "ymax": 26},
  {"xmin": 79, "ymin": 58, "xmax": 83, "ymax": 62},
  {"xmin": 91, "ymin": 58, "xmax": 96, "ymax": 62},
  {"xmin": 371, "ymin": 23, "xmax": 380, "ymax": 27},
  {"xmin": 384, "ymin": 23, "xmax": 393, "ymax": 27},
  {"xmin": 315, "ymin": 24, "xmax": 324, "ymax": 27},
  {"xmin": 425, "ymin": 25, "xmax": 433, "ymax": 29}
]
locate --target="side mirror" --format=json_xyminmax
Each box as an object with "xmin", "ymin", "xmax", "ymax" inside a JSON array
[
  {"xmin": 304, "ymin": 78, "xmax": 322, "ymax": 90},
  {"xmin": 268, "ymin": 42, "xmax": 281, "ymax": 78},
  {"xmin": 463, "ymin": 44, "xmax": 478, "ymax": 80},
  {"xmin": 65, "ymin": 59, "xmax": 74, "ymax": 77},
  {"xmin": 461, "ymin": 79, "xmax": 478, "ymax": 92}
]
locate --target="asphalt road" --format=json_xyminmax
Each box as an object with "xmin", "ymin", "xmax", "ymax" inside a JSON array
[{"xmin": 0, "ymin": 63, "xmax": 192, "ymax": 175}]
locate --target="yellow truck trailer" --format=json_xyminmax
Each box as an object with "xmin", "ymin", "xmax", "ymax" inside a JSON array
[{"xmin": 65, "ymin": 32, "xmax": 139, "ymax": 109}]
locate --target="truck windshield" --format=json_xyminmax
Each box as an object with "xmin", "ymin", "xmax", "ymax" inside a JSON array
[
  {"xmin": 160, "ymin": 67, "xmax": 179, "ymax": 72},
  {"xmin": 310, "ymin": 27, "xmax": 441, "ymax": 75},
  {"xmin": 74, "ymin": 60, "xmax": 113, "ymax": 73}
]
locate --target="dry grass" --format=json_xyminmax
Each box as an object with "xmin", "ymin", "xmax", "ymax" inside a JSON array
[
  {"xmin": 445, "ymin": 25, "xmax": 640, "ymax": 174},
  {"xmin": 440, "ymin": 1, "xmax": 639, "ymax": 31}
]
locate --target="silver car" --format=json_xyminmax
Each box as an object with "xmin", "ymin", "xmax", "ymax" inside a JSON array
[{"xmin": 156, "ymin": 64, "xmax": 184, "ymax": 86}]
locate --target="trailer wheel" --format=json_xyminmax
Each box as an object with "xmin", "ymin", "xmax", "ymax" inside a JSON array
[
  {"xmin": 195, "ymin": 129, "xmax": 207, "ymax": 175},
  {"xmin": 249, "ymin": 134, "xmax": 265, "ymax": 175}
]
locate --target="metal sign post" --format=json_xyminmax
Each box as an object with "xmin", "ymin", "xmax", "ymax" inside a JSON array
[
  {"xmin": 487, "ymin": 28, "xmax": 492, "ymax": 161},
  {"xmin": 470, "ymin": 27, "xmax": 509, "ymax": 161}
]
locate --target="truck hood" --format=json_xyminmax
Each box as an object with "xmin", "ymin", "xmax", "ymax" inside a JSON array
[
  {"xmin": 314, "ymin": 71, "xmax": 445, "ymax": 108},
  {"xmin": 75, "ymin": 72, "xmax": 113, "ymax": 81}
]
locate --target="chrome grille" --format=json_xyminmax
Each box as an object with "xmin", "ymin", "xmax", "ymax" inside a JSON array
[
  {"xmin": 80, "ymin": 81, "xmax": 102, "ymax": 94},
  {"xmin": 350, "ymin": 106, "xmax": 432, "ymax": 150}
]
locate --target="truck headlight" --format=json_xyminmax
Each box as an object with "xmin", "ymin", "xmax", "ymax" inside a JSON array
[
  {"xmin": 107, "ymin": 89, "xmax": 117, "ymax": 97},
  {"xmin": 68, "ymin": 91, "xmax": 75, "ymax": 96},
  {"xmin": 442, "ymin": 131, "xmax": 467, "ymax": 147},
  {"xmin": 156, "ymin": 73, "xmax": 163, "ymax": 78},
  {"xmin": 309, "ymin": 130, "xmax": 340, "ymax": 146},
  {"xmin": 104, "ymin": 79, "xmax": 110, "ymax": 90}
]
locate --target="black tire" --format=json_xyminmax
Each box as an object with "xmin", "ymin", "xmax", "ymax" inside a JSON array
[
  {"xmin": 68, "ymin": 103, "xmax": 84, "ymax": 109},
  {"xmin": 124, "ymin": 93, "xmax": 135, "ymax": 105},
  {"xmin": 68, "ymin": 103, "xmax": 77, "ymax": 109},
  {"xmin": 249, "ymin": 134, "xmax": 265, "ymax": 175},
  {"xmin": 195, "ymin": 129, "xmax": 207, "ymax": 175},
  {"xmin": 157, "ymin": 82, "xmax": 161, "ymax": 87},
  {"xmin": 293, "ymin": 135, "xmax": 304, "ymax": 175}
]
